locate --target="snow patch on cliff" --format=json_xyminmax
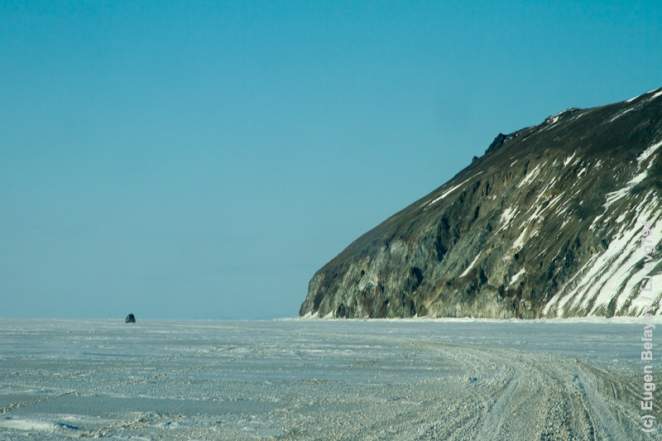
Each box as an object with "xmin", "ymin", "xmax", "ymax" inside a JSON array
[
  {"xmin": 509, "ymin": 268, "xmax": 526, "ymax": 287},
  {"xmin": 460, "ymin": 252, "xmax": 482, "ymax": 277},
  {"xmin": 424, "ymin": 172, "xmax": 484, "ymax": 208},
  {"xmin": 517, "ymin": 163, "xmax": 544, "ymax": 188}
]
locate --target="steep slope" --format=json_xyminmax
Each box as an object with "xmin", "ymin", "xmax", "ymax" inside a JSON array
[{"xmin": 300, "ymin": 88, "xmax": 662, "ymax": 319}]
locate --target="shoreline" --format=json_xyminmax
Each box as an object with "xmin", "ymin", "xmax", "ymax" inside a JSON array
[{"xmin": 290, "ymin": 315, "xmax": 662, "ymax": 324}]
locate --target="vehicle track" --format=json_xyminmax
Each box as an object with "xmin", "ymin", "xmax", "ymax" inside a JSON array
[{"xmin": 331, "ymin": 339, "xmax": 661, "ymax": 441}]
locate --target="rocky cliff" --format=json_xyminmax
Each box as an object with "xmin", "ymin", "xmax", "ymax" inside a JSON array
[{"xmin": 300, "ymin": 88, "xmax": 662, "ymax": 318}]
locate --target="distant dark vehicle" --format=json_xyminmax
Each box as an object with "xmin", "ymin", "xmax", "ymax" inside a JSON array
[{"xmin": 125, "ymin": 313, "xmax": 136, "ymax": 323}]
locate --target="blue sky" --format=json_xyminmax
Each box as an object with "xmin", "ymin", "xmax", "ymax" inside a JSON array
[{"xmin": 1, "ymin": 1, "xmax": 661, "ymax": 319}]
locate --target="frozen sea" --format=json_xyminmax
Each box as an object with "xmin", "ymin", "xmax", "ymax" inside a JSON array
[{"xmin": 0, "ymin": 319, "xmax": 659, "ymax": 440}]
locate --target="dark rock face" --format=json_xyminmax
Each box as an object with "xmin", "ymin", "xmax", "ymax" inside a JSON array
[
  {"xmin": 125, "ymin": 313, "xmax": 136, "ymax": 323},
  {"xmin": 300, "ymin": 88, "xmax": 662, "ymax": 319}
]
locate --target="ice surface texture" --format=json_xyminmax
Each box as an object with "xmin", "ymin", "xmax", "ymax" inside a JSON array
[{"xmin": 0, "ymin": 319, "xmax": 659, "ymax": 440}]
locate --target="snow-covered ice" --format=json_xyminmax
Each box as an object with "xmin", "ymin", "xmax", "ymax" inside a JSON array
[{"xmin": 0, "ymin": 319, "xmax": 658, "ymax": 440}]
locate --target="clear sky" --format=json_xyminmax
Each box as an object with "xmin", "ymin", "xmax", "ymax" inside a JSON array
[{"xmin": 1, "ymin": 1, "xmax": 660, "ymax": 319}]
